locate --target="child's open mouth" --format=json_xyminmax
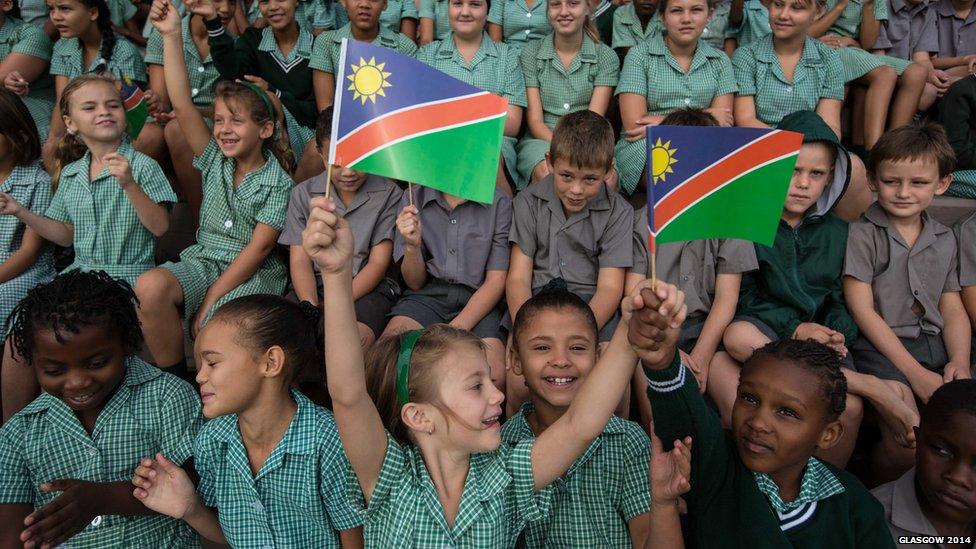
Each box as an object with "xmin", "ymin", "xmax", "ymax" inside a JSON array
[{"xmin": 544, "ymin": 376, "xmax": 578, "ymax": 387}]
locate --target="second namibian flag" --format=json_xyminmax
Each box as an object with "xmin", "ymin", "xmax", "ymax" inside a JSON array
[
  {"xmin": 329, "ymin": 39, "xmax": 508, "ymax": 204},
  {"xmin": 646, "ymin": 126, "xmax": 803, "ymax": 250}
]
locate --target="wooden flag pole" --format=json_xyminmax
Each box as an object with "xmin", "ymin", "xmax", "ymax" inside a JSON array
[
  {"xmin": 408, "ymin": 182, "xmax": 414, "ymax": 207},
  {"xmin": 324, "ymin": 163, "xmax": 334, "ymax": 200},
  {"xmin": 650, "ymin": 250, "xmax": 657, "ymax": 291}
]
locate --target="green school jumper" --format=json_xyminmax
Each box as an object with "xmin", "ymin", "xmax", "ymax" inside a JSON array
[{"xmin": 643, "ymin": 357, "xmax": 897, "ymax": 549}]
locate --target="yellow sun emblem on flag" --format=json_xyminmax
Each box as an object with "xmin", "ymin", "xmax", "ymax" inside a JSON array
[
  {"xmin": 650, "ymin": 138, "xmax": 678, "ymax": 185},
  {"xmin": 347, "ymin": 57, "xmax": 392, "ymax": 104}
]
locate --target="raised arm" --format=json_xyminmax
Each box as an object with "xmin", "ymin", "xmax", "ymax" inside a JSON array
[
  {"xmin": 151, "ymin": 0, "xmax": 212, "ymax": 156},
  {"xmin": 530, "ymin": 281, "xmax": 686, "ymax": 489},
  {"xmin": 808, "ymin": 0, "xmax": 848, "ymax": 37},
  {"xmin": 305, "ymin": 196, "xmax": 389, "ymax": 501}
]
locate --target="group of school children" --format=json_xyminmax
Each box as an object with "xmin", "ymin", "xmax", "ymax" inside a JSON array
[{"xmin": 0, "ymin": 0, "xmax": 975, "ymax": 543}]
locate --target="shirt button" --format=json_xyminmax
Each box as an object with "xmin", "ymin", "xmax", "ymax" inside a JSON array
[
  {"xmin": 684, "ymin": 98, "xmax": 691, "ymax": 104},
  {"xmin": 449, "ymin": 249, "xmax": 456, "ymax": 255},
  {"xmin": 560, "ymin": 261, "xmax": 566, "ymax": 267},
  {"xmin": 563, "ymin": 103, "xmax": 570, "ymax": 109},
  {"xmin": 526, "ymin": 11, "xmax": 531, "ymax": 16},
  {"xmin": 90, "ymin": 515, "xmax": 103, "ymax": 527},
  {"xmin": 224, "ymin": 219, "xmax": 233, "ymax": 228},
  {"xmin": 913, "ymin": 290, "xmax": 919, "ymax": 296},
  {"xmin": 525, "ymin": 29, "xmax": 531, "ymax": 34},
  {"xmin": 88, "ymin": 447, "xmax": 98, "ymax": 456},
  {"xmin": 197, "ymin": 66, "xmax": 206, "ymax": 72},
  {"xmin": 682, "ymin": 275, "xmax": 690, "ymax": 281},
  {"xmin": 191, "ymin": 88, "xmax": 199, "ymax": 96},
  {"xmin": 450, "ymin": 219, "xmax": 457, "ymax": 224},
  {"xmin": 785, "ymin": 86, "xmax": 792, "ymax": 93},
  {"xmin": 252, "ymin": 500, "xmax": 264, "ymax": 513}
]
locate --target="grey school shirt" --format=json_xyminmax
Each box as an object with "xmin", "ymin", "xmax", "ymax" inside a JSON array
[
  {"xmin": 279, "ymin": 173, "xmax": 402, "ymax": 288},
  {"xmin": 631, "ymin": 205, "xmax": 758, "ymax": 319},
  {"xmin": 954, "ymin": 210, "xmax": 976, "ymax": 287},
  {"xmin": 844, "ymin": 202, "xmax": 961, "ymax": 338},
  {"xmin": 872, "ymin": 467, "xmax": 976, "ymax": 549},
  {"xmin": 935, "ymin": 0, "xmax": 976, "ymax": 58},
  {"xmin": 509, "ymin": 175, "xmax": 633, "ymax": 299},
  {"xmin": 875, "ymin": 0, "xmax": 939, "ymax": 59},
  {"xmin": 393, "ymin": 185, "xmax": 512, "ymax": 290}
]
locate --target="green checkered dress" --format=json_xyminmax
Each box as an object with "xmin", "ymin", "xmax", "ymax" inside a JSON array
[
  {"xmin": 312, "ymin": 0, "xmax": 349, "ymax": 30},
  {"xmin": 194, "ymin": 390, "xmax": 363, "ymax": 547},
  {"xmin": 0, "ymin": 357, "xmax": 202, "ymax": 548},
  {"xmin": 824, "ymin": 0, "xmax": 912, "ymax": 81},
  {"xmin": 487, "ymin": 0, "xmax": 551, "ymax": 45},
  {"xmin": 46, "ymin": 141, "xmax": 176, "ymax": 285},
  {"xmin": 419, "ymin": 0, "xmax": 451, "ymax": 41},
  {"xmin": 614, "ymin": 35, "xmax": 737, "ymax": 194},
  {"xmin": 357, "ymin": 433, "xmax": 554, "ymax": 548},
  {"xmin": 0, "ymin": 161, "xmax": 54, "ymax": 329},
  {"xmin": 0, "ymin": 17, "xmax": 54, "ymax": 141},
  {"xmin": 380, "ymin": 0, "xmax": 419, "ymax": 33},
  {"xmin": 145, "ymin": 17, "xmax": 221, "ymax": 107},
  {"xmin": 106, "ymin": 0, "xmax": 137, "ymax": 28},
  {"xmin": 731, "ymin": 0, "xmax": 771, "ymax": 48},
  {"xmin": 160, "ymin": 139, "xmax": 291, "ymax": 322},
  {"xmin": 310, "ymin": 23, "xmax": 418, "ymax": 74},
  {"xmin": 417, "ymin": 32, "xmax": 526, "ymax": 187},
  {"xmin": 516, "ymin": 33, "xmax": 619, "ymax": 186},
  {"xmin": 702, "ymin": 0, "xmax": 731, "ymax": 49},
  {"xmin": 49, "ymin": 36, "xmax": 147, "ymax": 83},
  {"xmin": 500, "ymin": 403, "xmax": 651, "ymax": 548},
  {"xmin": 611, "ymin": 3, "xmax": 661, "ymax": 50},
  {"xmin": 733, "ymin": 35, "xmax": 845, "ymax": 126}
]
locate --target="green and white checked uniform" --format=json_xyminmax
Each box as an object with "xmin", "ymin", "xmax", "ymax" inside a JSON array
[
  {"xmin": 611, "ymin": 3, "xmax": 661, "ymax": 50},
  {"xmin": 244, "ymin": 0, "xmax": 262, "ymax": 24},
  {"xmin": 312, "ymin": 0, "xmax": 349, "ymax": 30},
  {"xmin": 18, "ymin": 0, "xmax": 49, "ymax": 28},
  {"xmin": 310, "ymin": 23, "xmax": 418, "ymax": 74},
  {"xmin": 145, "ymin": 17, "xmax": 221, "ymax": 107},
  {"xmin": 733, "ymin": 35, "xmax": 845, "ymax": 126},
  {"xmin": 380, "ymin": 0, "xmax": 419, "ymax": 33},
  {"xmin": 614, "ymin": 35, "xmax": 736, "ymax": 194},
  {"xmin": 702, "ymin": 0, "xmax": 732, "ymax": 49},
  {"xmin": 516, "ymin": 33, "xmax": 619, "ymax": 186},
  {"xmin": 357, "ymin": 433, "xmax": 554, "ymax": 548},
  {"xmin": 500, "ymin": 403, "xmax": 651, "ymax": 548},
  {"xmin": 416, "ymin": 32, "xmax": 526, "ymax": 186},
  {"xmin": 194, "ymin": 390, "xmax": 362, "ymax": 547},
  {"xmin": 487, "ymin": 0, "xmax": 551, "ymax": 46},
  {"xmin": 754, "ymin": 457, "xmax": 846, "ymax": 513},
  {"xmin": 0, "ymin": 162, "xmax": 54, "ymax": 328},
  {"xmin": 46, "ymin": 141, "xmax": 175, "ymax": 285},
  {"xmin": 419, "ymin": 0, "xmax": 451, "ymax": 41},
  {"xmin": 161, "ymin": 139, "xmax": 291, "ymax": 323},
  {"xmin": 0, "ymin": 357, "xmax": 202, "ymax": 548},
  {"xmin": 0, "ymin": 17, "xmax": 54, "ymax": 141},
  {"xmin": 49, "ymin": 36, "xmax": 147, "ymax": 83},
  {"xmin": 107, "ymin": 0, "xmax": 137, "ymax": 28},
  {"xmin": 824, "ymin": 0, "xmax": 912, "ymax": 80},
  {"xmin": 730, "ymin": 0, "xmax": 770, "ymax": 48}
]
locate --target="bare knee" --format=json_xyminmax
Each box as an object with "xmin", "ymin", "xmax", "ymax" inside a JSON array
[
  {"xmin": 164, "ymin": 119, "xmax": 187, "ymax": 148},
  {"xmin": 901, "ymin": 63, "xmax": 928, "ymax": 88},
  {"xmin": 357, "ymin": 322, "xmax": 376, "ymax": 351},
  {"xmin": 842, "ymin": 393, "xmax": 864, "ymax": 425},
  {"xmin": 722, "ymin": 322, "xmax": 768, "ymax": 362},
  {"xmin": 135, "ymin": 269, "xmax": 180, "ymax": 312}
]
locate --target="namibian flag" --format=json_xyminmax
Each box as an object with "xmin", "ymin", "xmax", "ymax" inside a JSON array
[
  {"xmin": 121, "ymin": 77, "xmax": 148, "ymax": 140},
  {"xmin": 646, "ymin": 126, "xmax": 803, "ymax": 251},
  {"xmin": 329, "ymin": 39, "xmax": 507, "ymax": 204}
]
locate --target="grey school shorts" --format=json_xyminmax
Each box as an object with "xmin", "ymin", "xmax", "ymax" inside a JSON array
[
  {"xmin": 849, "ymin": 332, "xmax": 948, "ymax": 386},
  {"xmin": 734, "ymin": 315, "xmax": 855, "ymax": 369},
  {"xmin": 390, "ymin": 278, "xmax": 504, "ymax": 340}
]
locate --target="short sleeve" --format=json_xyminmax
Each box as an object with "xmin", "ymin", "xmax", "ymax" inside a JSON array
[
  {"xmin": 873, "ymin": 0, "xmax": 888, "ymax": 21},
  {"xmin": 819, "ymin": 45, "xmax": 845, "ymax": 101},
  {"xmin": 310, "ymin": 32, "xmax": 336, "ymax": 73},
  {"xmin": 504, "ymin": 46, "xmax": 528, "ymax": 108},
  {"xmin": 630, "ymin": 212, "xmax": 649, "ymax": 276},
  {"xmin": 396, "ymin": 33, "xmax": 418, "ymax": 56},
  {"xmin": 505, "ymin": 440, "xmax": 554, "ymax": 524},
  {"xmin": 716, "ymin": 239, "xmax": 758, "ymax": 274},
  {"xmin": 133, "ymin": 154, "xmax": 178, "ymax": 204},
  {"xmin": 371, "ymin": 186, "xmax": 403, "ymax": 247},
  {"xmin": 731, "ymin": 46, "xmax": 758, "ymax": 96},
  {"xmin": 192, "ymin": 431, "xmax": 219, "ymax": 507},
  {"xmin": 714, "ymin": 55, "xmax": 738, "ymax": 97},
  {"xmin": 843, "ymin": 221, "xmax": 877, "ymax": 283},
  {"xmin": 597, "ymin": 199, "xmax": 635, "ymax": 269},
  {"xmin": 594, "ymin": 44, "xmax": 620, "ymax": 87},
  {"xmin": 12, "ymin": 23, "xmax": 53, "ymax": 60},
  {"xmin": 955, "ymin": 214, "xmax": 976, "ymax": 287},
  {"xmin": 616, "ymin": 45, "xmax": 648, "ymax": 96},
  {"xmin": 509, "ymin": 192, "xmax": 538, "ymax": 256},
  {"xmin": 520, "ymin": 40, "xmax": 540, "ymax": 88},
  {"xmin": 144, "ymin": 29, "xmax": 164, "ymax": 65},
  {"xmin": 192, "ymin": 138, "xmax": 223, "ymax": 173},
  {"xmin": 48, "ymin": 39, "xmax": 77, "ymax": 77},
  {"xmin": 123, "ymin": 0, "xmax": 138, "ymax": 22},
  {"xmin": 45, "ymin": 183, "xmax": 70, "ymax": 223},
  {"xmin": 0, "ymin": 418, "xmax": 32, "ymax": 503},
  {"xmin": 487, "ymin": 0, "xmax": 505, "ymax": 25},
  {"xmin": 915, "ymin": 9, "xmax": 940, "ymax": 54},
  {"xmin": 611, "ymin": 10, "xmax": 635, "ymax": 49},
  {"xmin": 419, "ymin": 0, "xmax": 436, "ymax": 18},
  {"xmin": 943, "ymin": 233, "xmax": 961, "ymax": 293},
  {"xmin": 317, "ymin": 430, "xmax": 364, "ymax": 530},
  {"xmin": 278, "ymin": 184, "xmax": 311, "ymax": 246},
  {"xmin": 401, "ymin": 0, "xmax": 419, "ymax": 20},
  {"xmin": 113, "ymin": 38, "xmax": 148, "ymax": 83},
  {"xmin": 486, "ymin": 193, "xmax": 513, "ymax": 271},
  {"xmin": 153, "ymin": 377, "xmax": 203, "ymax": 465},
  {"xmin": 362, "ymin": 433, "xmax": 408, "ymax": 517},
  {"xmin": 254, "ymin": 177, "xmax": 293, "ymax": 231},
  {"xmin": 618, "ymin": 430, "xmax": 652, "ymax": 520}
]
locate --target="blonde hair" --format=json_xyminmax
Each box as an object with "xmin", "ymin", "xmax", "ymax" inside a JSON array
[
  {"xmin": 213, "ymin": 81, "xmax": 297, "ymax": 175},
  {"xmin": 52, "ymin": 74, "xmax": 121, "ymax": 189}
]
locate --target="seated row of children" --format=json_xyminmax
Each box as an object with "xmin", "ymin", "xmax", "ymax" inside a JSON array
[{"xmin": 5, "ymin": 0, "xmax": 976, "ymax": 201}]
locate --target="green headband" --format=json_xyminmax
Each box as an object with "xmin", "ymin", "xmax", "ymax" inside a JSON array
[
  {"xmin": 396, "ymin": 330, "xmax": 424, "ymax": 407},
  {"xmin": 238, "ymin": 81, "xmax": 276, "ymax": 123}
]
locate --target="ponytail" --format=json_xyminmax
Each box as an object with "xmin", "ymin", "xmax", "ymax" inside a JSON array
[
  {"xmin": 269, "ymin": 132, "xmax": 297, "ymax": 176},
  {"xmin": 77, "ymin": 0, "xmax": 116, "ymax": 69},
  {"xmin": 583, "ymin": 14, "xmax": 600, "ymax": 43},
  {"xmin": 52, "ymin": 132, "xmax": 89, "ymax": 190}
]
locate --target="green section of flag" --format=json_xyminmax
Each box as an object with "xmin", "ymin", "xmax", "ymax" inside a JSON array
[
  {"xmin": 658, "ymin": 155, "xmax": 796, "ymax": 247},
  {"xmin": 126, "ymin": 102, "xmax": 149, "ymax": 141},
  {"xmin": 350, "ymin": 117, "xmax": 504, "ymax": 204}
]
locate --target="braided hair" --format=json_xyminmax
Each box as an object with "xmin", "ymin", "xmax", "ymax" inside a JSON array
[
  {"xmin": 747, "ymin": 339, "xmax": 848, "ymax": 422},
  {"xmin": 7, "ymin": 271, "xmax": 143, "ymax": 365}
]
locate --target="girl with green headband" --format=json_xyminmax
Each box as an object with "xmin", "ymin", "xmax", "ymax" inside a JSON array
[
  {"xmin": 304, "ymin": 194, "xmax": 690, "ymax": 548},
  {"xmin": 134, "ymin": 0, "xmax": 295, "ymax": 383}
]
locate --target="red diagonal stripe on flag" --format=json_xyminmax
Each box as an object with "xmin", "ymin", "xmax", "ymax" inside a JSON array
[
  {"xmin": 654, "ymin": 133, "xmax": 800, "ymax": 232},
  {"xmin": 334, "ymin": 93, "xmax": 506, "ymax": 166}
]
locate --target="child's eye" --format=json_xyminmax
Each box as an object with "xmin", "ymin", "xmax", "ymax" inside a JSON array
[
  {"xmin": 739, "ymin": 393, "xmax": 758, "ymax": 405},
  {"xmin": 42, "ymin": 369, "xmax": 63, "ymax": 376},
  {"xmin": 533, "ymin": 345, "xmax": 550, "ymax": 351},
  {"xmin": 570, "ymin": 345, "xmax": 588, "ymax": 352},
  {"xmin": 471, "ymin": 383, "xmax": 483, "ymax": 391},
  {"xmin": 932, "ymin": 444, "xmax": 952, "ymax": 458},
  {"xmin": 778, "ymin": 407, "xmax": 800, "ymax": 419}
]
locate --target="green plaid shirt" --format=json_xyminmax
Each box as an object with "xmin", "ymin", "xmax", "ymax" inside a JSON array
[
  {"xmin": 419, "ymin": 0, "xmax": 451, "ymax": 41},
  {"xmin": 145, "ymin": 16, "xmax": 221, "ymax": 107},
  {"xmin": 732, "ymin": 0, "xmax": 771, "ymax": 48},
  {"xmin": 754, "ymin": 457, "xmax": 846, "ymax": 515},
  {"xmin": 358, "ymin": 433, "xmax": 554, "ymax": 548},
  {"xmin": 309, "ymin": 23, "xmax": 418, "ymax": 74},
  {"xmin": 194, "ymin": 390, "xmax": 362, "ymax": 548},
  {"xmin": 610, "ymin": 3, "xmax": 662, "ymax": 49},
  {"xmin": 826, "ymin": 0, "xmax": 889, "ymax": 38},
  {"xmin": 49, "ymin": 36, "xmax": 147, "ymax": 83},
  {"xmin": 186, "ymin": 139, "xmax": 291, "ymax": 265},
  {"xmin": 733, "ymin": 35, "xmax": 845, "ymax": 126},
  {"xmin": 417, "ymin": 32, "xmax": 527, "ymax": 108},
  {"xmin": 106, "ymin": 0, "xmax": 137, "ymax": 27},
  {"xmin": 0, "ymin": 17, "xmax": 55, "ymax": 138},
  {"xmin": 500, "ymin": 403, "xmax": 651, "ymax": 548},
  {"xmin": 487, "ymin": 0, "xmax": 552, "ymax": 44},
  {"xmin": 46, "ymin": 141, "xmax": 176, "ymax": 285},
  {"xmin": 616, "ymin": 34, "xmax": 737, "ymax": 116},
  {"xmin": 0, "ymin": 357, "xmax": 201, "ymax": 548},
  {"xmin": 380, "ymin": 0, "xmax": 419, "ymax": 32},
  {"xmin": 521, "ymin": 33, "xmax": 619, "ymax": 128}
]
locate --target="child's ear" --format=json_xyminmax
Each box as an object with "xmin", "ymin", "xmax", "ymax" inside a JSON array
[
  {"xmin": 259, "ymin": 121, "xmax": 274, "ymax": 141},
  {"xmin": 508, "ymin": 343, "xmax": 523, "ymax": 376},
  {"xmin": 935, "ymin": 173, "xmax": 953, "ymax": 196},
  {"xmin": 88, "ymin": 5, "xmax": 99, "ymax": 22},
  {"xmin": 261, "ymin": 345, "xmax": 287, "ymax": 378},
  {"xmin": 544, "ymin": 153, "xmax": 553, "ymax": 174},
  {"xmin": 815, "ymin": 419, "xmax": 845, "ymax": 451},
  {"xmin": 401, "ymin": 402, "xmax": 435, "ymax": 435},
  {"xmin": 866, "ymin": 174, "xmax": 879, "ymax": 193}
]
